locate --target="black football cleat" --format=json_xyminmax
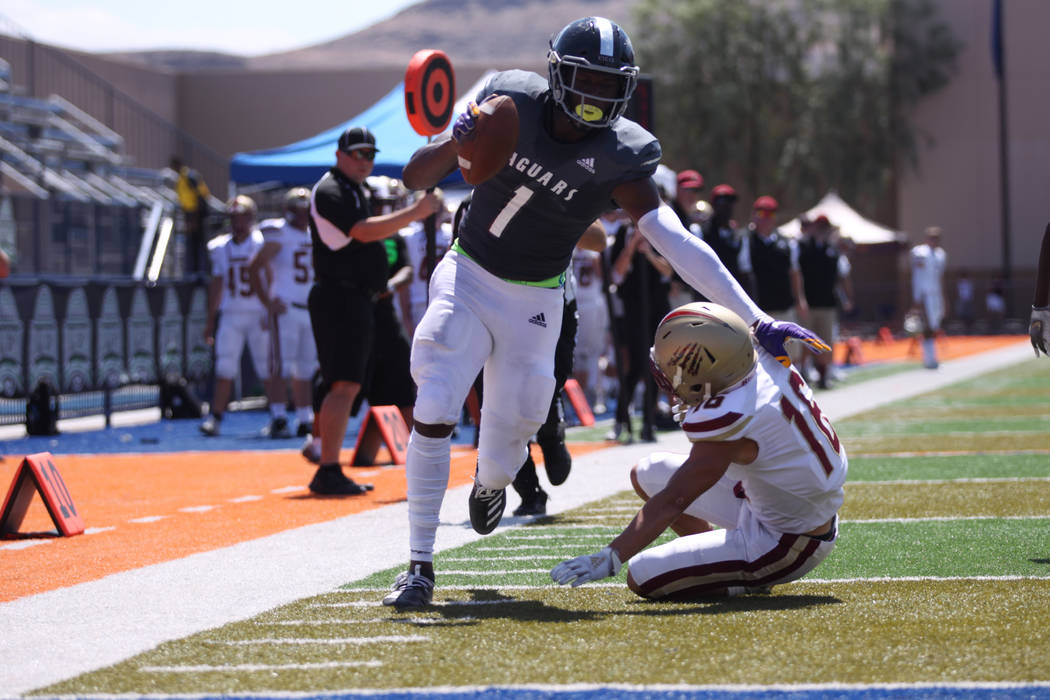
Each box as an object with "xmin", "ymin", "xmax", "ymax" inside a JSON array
[
  {"xmin": 512, "ymin": 488, "xmax": 548, "ymax": 517},
  {"xmin": 468, "ymin": 478, "xmax": 506, "ymax": 534},
  {"xmin": 382, "ymin": 565, "xmax": 435, "ymax": 609},
  {"xmin": 268, "ymin": 416, "xmax": 293, "ymax": 439},
  {"xmin": 308, "ymin": 467, "xmax": 373, "ymax": 496}
]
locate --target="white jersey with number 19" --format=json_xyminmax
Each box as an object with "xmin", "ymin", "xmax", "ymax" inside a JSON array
[{"xmin": 208, "ymin": 230, "xmax": 266, "ymax": 315}]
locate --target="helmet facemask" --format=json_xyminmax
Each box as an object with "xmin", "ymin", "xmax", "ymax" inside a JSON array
[
  {"xmin": 548, "ymin": 52, "xmax": 638, "ymax": 128},
  {"xmin": 547, "ymin": 16, "xmax": 639, "ymax": 128}
]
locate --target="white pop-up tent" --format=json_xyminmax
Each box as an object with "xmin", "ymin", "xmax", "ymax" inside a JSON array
[{"xmin": 779, "ymin": 191, "xmax": 906, "ymax": 244}]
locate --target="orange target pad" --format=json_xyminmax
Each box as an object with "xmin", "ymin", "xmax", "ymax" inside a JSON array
[
  {"xmin": 405, "ymin": 49, "xmax": 456, "ymax": 136},
  {"xmin": 1, "ymin": 452, "xmax": 84, "ymax": 537}
]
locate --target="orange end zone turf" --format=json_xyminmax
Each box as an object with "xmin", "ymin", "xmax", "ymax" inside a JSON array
[
  {"xmin": 834, "ymin": 334, "xmax": 1026, "ymax": 364},
  {"xmin": 0, "ymin": 443, "xmax": 608, "ymax": 603}
]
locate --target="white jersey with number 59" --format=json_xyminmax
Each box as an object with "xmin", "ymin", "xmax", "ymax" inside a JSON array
[
  {"xmin": 260, "ymin": 217, "xmax": 313, "ymax": 306},
  {"xmin": 680, "ymin": 350, "xmax": 848, "ymax": 534}
]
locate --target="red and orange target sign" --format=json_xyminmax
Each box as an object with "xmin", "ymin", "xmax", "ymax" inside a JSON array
[{"xmin": 404, "ymin": 49, "xmax": 456, "ymax": 137}]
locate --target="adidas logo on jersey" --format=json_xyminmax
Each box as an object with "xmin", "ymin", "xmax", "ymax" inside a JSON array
[
  {"xmin": 528, "ymin": 313, "xmax": 547, "ymax": 328},
  {"xmin": 576, "ymin": 157, "xmax": 596, "ymax": 173}
]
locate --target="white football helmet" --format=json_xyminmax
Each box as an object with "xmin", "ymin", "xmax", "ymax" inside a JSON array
[{"xmin": 649, "ymin": 302, "xmax": 757, "ymax": 406}]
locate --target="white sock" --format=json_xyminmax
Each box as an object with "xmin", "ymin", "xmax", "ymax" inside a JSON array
[
  {"xmin": 270, "ymin": 404, "xmax": 287, "ymax": 419},
  {"xmin": 406, "ymin": 430, "xmax": 452, "ymax": 563},
  {"xmin": 296, "ymin": 407, "xmax": 314, "ymax": 424}
]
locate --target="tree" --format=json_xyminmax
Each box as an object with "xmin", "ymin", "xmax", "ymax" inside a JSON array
[{"xmin": 632, "ymin": 0, "xmax": 960, "ymax": 220}]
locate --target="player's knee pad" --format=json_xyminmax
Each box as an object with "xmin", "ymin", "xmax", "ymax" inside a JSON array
[
  {"xmin": 508, "ymin": 369, "xmax": 556, "ymax": 429},
  {"xmin": 476, "ymin": 409, "xmax": 533, "ymax": 490},
  {"xmin": 634, "ymin": 452, "xmax": 683, "ymax": 500},
  {"xmin": 412, "ymin": 372, "xmax": 461, "ymax": 426},
  {"xmin": 473, "ymin": 370, "xmax": 555, "ymax": 488}
]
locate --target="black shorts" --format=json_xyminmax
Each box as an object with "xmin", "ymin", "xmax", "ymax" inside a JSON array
[
  {"xmin": 362, "ymin": 299, "xmax": 416, "ymax": 407},
  {"xmin": 308, "ymin": 282, "xmax": 375, "ymax": 385}
]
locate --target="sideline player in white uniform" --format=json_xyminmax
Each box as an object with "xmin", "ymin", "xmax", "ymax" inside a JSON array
[
  {"xmin": 383, "ymin": 16, "xmax": 830, "ymax": 609},
  {"xmin": 909, "ymin": 226, "xmax": 947, "ymax": 369},
  {"xmin": 552, "ymin": 303, "xmax": 846, "ymax": 597},
  {"xmin": 570, "ymin": 244, "xmax": 608, "ymax": 409},
  {"xmin": 200, "ymin": 195, "xmax": 271, "ymax": 436},
  {"xmin": 249, "ymin": 187, "xmax": 318, "ymax": 439},
  {"xmin": 399, "ymin": 204, "xmax": 454, "ymax": 337}
]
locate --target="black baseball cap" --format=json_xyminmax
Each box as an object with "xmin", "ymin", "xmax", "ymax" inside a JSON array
[{"xmin": 338, "ymin": 126, "xmax": 379, "ymax": 154}]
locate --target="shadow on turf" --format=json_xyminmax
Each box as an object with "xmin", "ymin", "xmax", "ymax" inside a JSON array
[
  {"xmin": 423, "ymin": 588, "xmax": 606, "ymax": 622},
  {"xmin": 415, "ymin": 588, "xmax": 840, "ymax": 622},
  {"xmin": 625, "ymin": 593, "xmax": 842, "ymax": 615}
]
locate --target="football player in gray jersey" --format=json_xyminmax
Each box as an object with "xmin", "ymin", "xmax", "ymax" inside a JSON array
[{"xmin": 382, "ymin": 16, "xmax": 831, "ymax": 609}]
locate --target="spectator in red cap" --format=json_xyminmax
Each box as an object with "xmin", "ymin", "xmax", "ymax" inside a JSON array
[
  {"xmin": 739, "ymin": 195, "xmax": 808, "ymax": 366},
  {"xmin": 671, "ymin": 169, "xmax": 705, "ymax": 229}
]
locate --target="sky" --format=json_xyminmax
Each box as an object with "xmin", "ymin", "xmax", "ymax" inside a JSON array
[{"xmin": 0, "ymin": 0, "xmax": 422, "ymax": 55}]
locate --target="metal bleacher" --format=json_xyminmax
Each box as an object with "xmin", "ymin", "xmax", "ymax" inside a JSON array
[{"xmin": 0, "ymin": 49, "xmax": 219, "ymax": 430}]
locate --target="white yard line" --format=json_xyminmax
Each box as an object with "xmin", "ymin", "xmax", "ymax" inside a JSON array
[{"xmin": 0, "ymin": 341, "xmax": 1033, "ymax": 697}]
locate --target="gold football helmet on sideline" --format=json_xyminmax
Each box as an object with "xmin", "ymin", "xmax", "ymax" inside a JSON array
[
  {"xmin": 649, "ymin": 302, "xmax": 757, "ymax": 406},
  {"xmin": 284, "ymin": 187, "xmax": 310, "ymax": 211}
]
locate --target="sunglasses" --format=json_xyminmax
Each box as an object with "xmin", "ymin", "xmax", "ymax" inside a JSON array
[
  {"xmin": 347, "ymin": 149, "xmax": 377, "ymax": 161},
  {"xmin": 754, "ymin": 209, "xmax": 776, "ymax": 218}
]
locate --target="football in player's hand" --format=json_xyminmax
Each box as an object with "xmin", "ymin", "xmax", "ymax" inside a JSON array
[{"xmin": 457, "ymin": 95, "xmax": 518, "ymax": 185}]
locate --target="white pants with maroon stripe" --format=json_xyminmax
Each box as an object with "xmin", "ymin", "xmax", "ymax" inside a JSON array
[{"xmin": 629, "ymin": 452, "xmax": 838, "ymax": 598}]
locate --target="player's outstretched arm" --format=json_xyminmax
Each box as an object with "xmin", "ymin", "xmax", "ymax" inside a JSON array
[
  {"xmin": 614, "ymin": 178, "xmax": 764, "ymax": 325},
  {"xmin": 615, "ymin": 178, "xmax": 830, "ymax": 363}
]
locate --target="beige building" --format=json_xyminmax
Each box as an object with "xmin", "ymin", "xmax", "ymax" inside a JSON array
[{"xmin": 897, "ymin": 0, "xmax": 1048, "ymax": 317}]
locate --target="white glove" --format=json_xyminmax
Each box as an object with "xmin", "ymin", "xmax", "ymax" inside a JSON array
[
  {"xmin": 550, "ymin": 546, "xmax": 622, "ymax": 587},
  {"xmin": 1031, "ymin": 306, "xmax": 1050, "ymax": 357}
]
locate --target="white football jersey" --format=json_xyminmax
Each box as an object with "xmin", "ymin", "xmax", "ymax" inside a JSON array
[
  {"xmin": 259, "ymin": 217, "xmax": 312, "ymax": 306},
  {"xmin": 680, "ymin": 350, "xmax": 848, "ymax": 534},
  {"xmin": 910, "ymin": 243, "xmax": 946, "ymax": 301},
  {"xmin": 571, "ymin": 248, "xmax": 605, "ymax": 309},
  {"xmin": 400, "ymin": 220, "xmax": 453, "ymax": 309},
  {"xmin": 208, "ymin": 230, "xmax": 266, "ymax": 315}
]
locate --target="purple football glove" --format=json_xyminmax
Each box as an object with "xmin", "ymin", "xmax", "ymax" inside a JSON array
[
  {"xmin": 451, "ymin": 101, "xmax": 480, "ymax": 144},
  {"xmin": 752, "ymin": 318, "xmax": 831, "ymax": 367}
]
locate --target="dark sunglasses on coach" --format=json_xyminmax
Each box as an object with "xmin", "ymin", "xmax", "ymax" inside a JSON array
[{"xmin": 348, "ymin": 149, "xmax": 377, "ymax": 161}]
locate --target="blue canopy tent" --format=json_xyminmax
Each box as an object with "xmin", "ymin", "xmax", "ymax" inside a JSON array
[{"xmin": 229, "ymin": 72, "xmax": 494, "ymax": 187}]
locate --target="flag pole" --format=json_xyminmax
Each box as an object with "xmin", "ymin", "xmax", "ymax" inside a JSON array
[{"xmin": 992, "ymin": 0, "xmax": 1012, "ymax": 313}]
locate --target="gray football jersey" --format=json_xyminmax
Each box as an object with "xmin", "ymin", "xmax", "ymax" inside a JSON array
[{"xmin": 458, "ymin": 70, "xmax": 661, "ymax": 282}]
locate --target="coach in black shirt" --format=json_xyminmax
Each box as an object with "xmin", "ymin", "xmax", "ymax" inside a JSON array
[
  {"xmin": 305, "ymin": 126, "xmax": 440, "ymax": 495},
  {"xmin": 739, "ymin": 196, "xmax": 808, "ymax": 366}
]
